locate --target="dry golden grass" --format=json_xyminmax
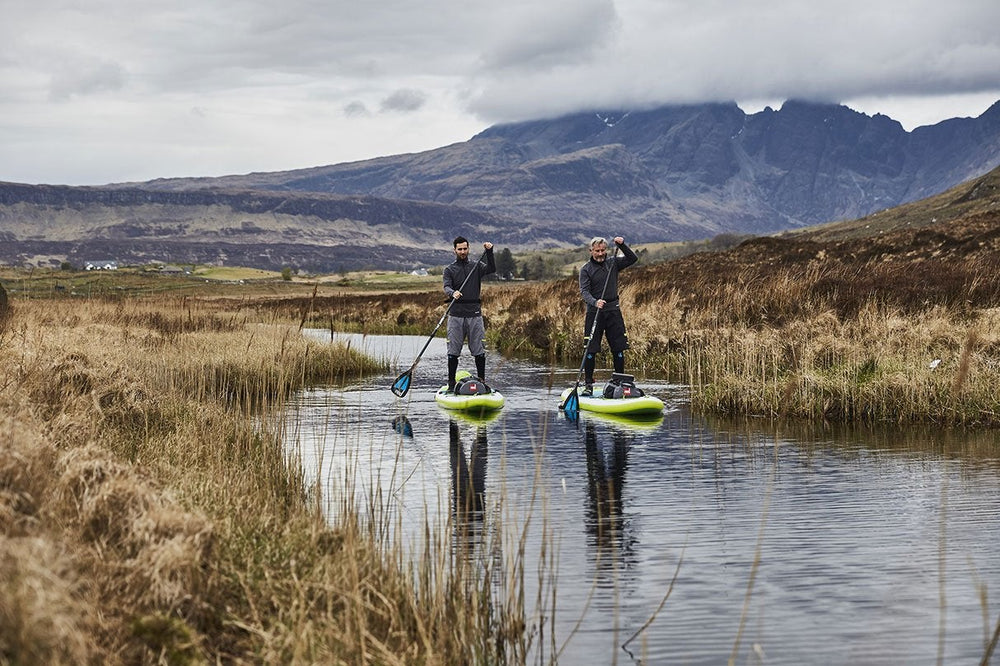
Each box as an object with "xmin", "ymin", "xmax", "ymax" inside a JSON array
[
  {"xmin": 0, "ymin": 295, "xmax": 538, "ymax": 664},
  {"xmin": 259, "ymin": 217, "xmax": 1000, "ymax": 426}
]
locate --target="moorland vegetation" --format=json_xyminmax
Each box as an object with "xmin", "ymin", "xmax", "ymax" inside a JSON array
[
  {"xmin": 0, "ymin": 293, "xmax": 538, "ymax": 663},
  {"xmin": 1, "ymin": 164, "xmax": 999, "ymax": 664},
  {"xmin": 264, "ymin": 165, "xmax": 1000, "ymax": 426}
]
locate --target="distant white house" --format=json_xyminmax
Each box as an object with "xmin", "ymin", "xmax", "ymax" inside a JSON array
[
  {"xmin": 409, "ymin": 268, "xmax": 428, "ymax": 276},
  {"xmin": 84, "ymin": 260, "xmax": 118, "ymax": 271}
]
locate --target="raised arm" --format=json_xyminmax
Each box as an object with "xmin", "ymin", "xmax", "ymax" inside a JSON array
[
  {"xmin": 480, "ymin": 242, "xmax": 496, "ymax": 276},
  {"xmin": 614, "ymin": 237, "xmax": 638, "ymax": 269}
]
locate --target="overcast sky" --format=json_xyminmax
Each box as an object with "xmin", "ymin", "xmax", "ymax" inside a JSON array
[{"xmin": 2, "ymin": 0, "xmax": 999, "ymax": 186}]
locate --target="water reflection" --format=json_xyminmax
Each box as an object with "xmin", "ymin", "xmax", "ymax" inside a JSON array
[
  {"xmin": 288, "ymin": 332, "xmax": 1000, "ymax": 665},
  {"xmin": 449, "ymin": 419, "xmax": 488, "ymax": 551},
  {"xmin": 391, "ymin": 414, "xmax": 414, "ymax": 438},
  {"xmin": 582, "ymin": 421, "xmax": 635, "ymax": 572},
  {"xmin": 702, "ymin": 413, "xmax": 1000, "ymax": 475}
]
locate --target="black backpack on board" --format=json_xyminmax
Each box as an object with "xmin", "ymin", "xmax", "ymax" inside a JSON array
[
  {"xmin": 602, "ymin": 373, "xmax": 644, "ymax": 399},
  {"xmin": 455, "ymin": 376, "xmax": 492, "ymax": 395}
]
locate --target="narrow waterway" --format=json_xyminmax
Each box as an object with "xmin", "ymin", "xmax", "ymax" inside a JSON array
[{"xmin": 284, "ymin": 331, "xmax": 1000, "ymax": 665}]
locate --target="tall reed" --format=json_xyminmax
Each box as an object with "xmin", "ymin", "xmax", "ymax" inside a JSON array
[{"xmin": 0, "ymin": 295, "xmax": 542, "ymax": 664}]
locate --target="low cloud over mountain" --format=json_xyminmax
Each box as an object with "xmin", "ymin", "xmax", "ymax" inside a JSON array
[{"xmin": 2, "ymin": 99, "xmax": 999, "ymax": 272}]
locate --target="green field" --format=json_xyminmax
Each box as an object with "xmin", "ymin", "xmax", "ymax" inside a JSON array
[{"xmin": 0, "ymin": 264, "xmax": 442, "ymax": 299}]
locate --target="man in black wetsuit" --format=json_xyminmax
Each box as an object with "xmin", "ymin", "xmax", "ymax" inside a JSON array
[{"xmin": 578, "ymin": 236, "xmax": 637, "ymax": 395}]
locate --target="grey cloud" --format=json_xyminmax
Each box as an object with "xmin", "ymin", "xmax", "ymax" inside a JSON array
[
  {"xmin": 380, "ymin": 89, "xmax": 427, "ymax": 113},
  {"xmin": 49, "ymin": 60, "xmax": 126, "ymax": 101},
  {"xmin": 139, "ymin": 1, "xmax": 486, "ymax": 90},
  {"xmin": 466, "ymin": 0, "xmax": 1000, "ymax": 123},
  {"xmin": 479, "ymin": 0, "xmax": 619, "ymax": 71},
  {"xmin": 343, "ymin": 101, "xmax": 370, "ymax": 117}
]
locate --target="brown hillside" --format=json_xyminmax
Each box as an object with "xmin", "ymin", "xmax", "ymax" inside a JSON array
[
  {"xmin": 635, "ymin": 164, "xmax": 1000, "ymax": 322},
  {"xmin": 790, "ymin": 163, "xmax": 1000, "ymax": 242}
]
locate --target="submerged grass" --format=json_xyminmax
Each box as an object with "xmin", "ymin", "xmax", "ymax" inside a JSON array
[{"xmin": 0, "ymin": 295, "xmax": 545, "ymax": 664}]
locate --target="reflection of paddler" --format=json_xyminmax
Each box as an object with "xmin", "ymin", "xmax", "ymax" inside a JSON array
[
  {"xmin": 583, "ymin": 421, "xmax": 631, "ymax": 554},
  {"xmin": 449, "ymin": 420, "xmax": 488, "ymax": 537}
]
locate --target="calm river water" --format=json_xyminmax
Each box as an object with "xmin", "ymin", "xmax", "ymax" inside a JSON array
[{"xmin": 285, "ymin": 332, "xmax": 1000, "ymax": 665}]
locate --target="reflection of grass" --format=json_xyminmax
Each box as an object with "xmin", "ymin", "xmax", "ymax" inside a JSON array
[{"xmin": 0, "ymin": 295, "xmax": 544, "ymax": 663}]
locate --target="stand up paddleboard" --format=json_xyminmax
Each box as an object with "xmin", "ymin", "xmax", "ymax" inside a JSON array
[
  {"xmin": 559, "ymin": 373, "xmax": 663, "ymax": 417},
  {"xmin": 558, "ymin": 387, "xmax": 663, "ymax": 416},
  {"xmin": 435, "ymin": 370, "xmax": 505, "ymax": 415}
]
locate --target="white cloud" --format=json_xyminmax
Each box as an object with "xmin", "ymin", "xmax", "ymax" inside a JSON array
[{"xmin": 1, "ymin": 0, "xmax": 998, "ymax": 184}]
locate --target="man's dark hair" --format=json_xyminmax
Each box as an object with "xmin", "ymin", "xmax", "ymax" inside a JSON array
[{"xmin": 453, "ymin": 236, "xmax": 469, "ymax": 248}]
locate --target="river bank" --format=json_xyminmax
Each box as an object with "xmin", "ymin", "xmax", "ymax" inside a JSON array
[
  {"xmin": 0, "ymin": 295, "xmax": 533, "ymax": 663},
  {"xmin": 256, "ymin": 229, "xmax": 1000, "ymax": 426}
]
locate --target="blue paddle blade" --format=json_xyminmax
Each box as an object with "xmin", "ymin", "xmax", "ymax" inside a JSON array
[
  {"xmin": 562, "ymin": 389, "xmax": 580, "ymax": 419},
  {"xmin": 391, "ymin": 371, "xmax": 412, "ymax": 397}
]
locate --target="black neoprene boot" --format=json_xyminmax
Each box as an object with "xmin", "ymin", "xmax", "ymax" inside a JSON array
[
  {"xmin": 447, "ymin": 354, "xmax": 459, "ymax": 392},
  {"xmin": 584, "ymin": 354, "xmax": 596, "ymax": 391},
  {"xmin": 613, "ymin": 351, "xmax": 625, "ymax": 375},
  {"xmin": 475, "ymin": 354, "xmax": 486, "ymax": 381}
]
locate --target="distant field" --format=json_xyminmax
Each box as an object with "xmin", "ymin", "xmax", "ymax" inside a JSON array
[
  {"xmin": 0, "ymin": 264, "xmax": 445, "ymax": 300},
  {"xmin": 316, "ymin": 270, "xmax": 440, "ymax": 292},
  {"xmin": 0, "ymin": 239, "xmax": 732, "ymax": 300},
  {"xmin": 193, "ymin": 266, "xmax": 280, "ymax": 281}
]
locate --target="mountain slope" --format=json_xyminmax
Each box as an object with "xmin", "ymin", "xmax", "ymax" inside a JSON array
[
  {"xmin": 132, "ymin": 99, "xmax": 1000, "ymax": 239},
  {"xmin": 0, "ymin": 183, "xmax": 521, "ymax": 271},
  {"xmin": 644, "ymin": 163, "xmax": 1000, "ymax": 317},
  {"xmin": 2, "ymin": 99, "xmax": 1000, "ymax": 272},
  {"xmin": 791, "ymin": 162, "xmax": 1000, "ymax": 242}
]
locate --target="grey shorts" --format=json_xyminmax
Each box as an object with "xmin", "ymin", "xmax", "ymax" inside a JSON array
[{"xmin": 447, "ymin": 316, "xmax": 486, "ymax": 356}]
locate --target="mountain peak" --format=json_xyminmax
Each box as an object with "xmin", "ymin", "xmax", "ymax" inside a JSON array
[{"xmin": 2, "ymin": 99, "xmax": 999, "ymax": 271}]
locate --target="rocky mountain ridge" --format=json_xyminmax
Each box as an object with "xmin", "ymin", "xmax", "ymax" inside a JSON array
[{"xmin": 2, "ymin": 98, "xmax": 999, "ymax": 272}]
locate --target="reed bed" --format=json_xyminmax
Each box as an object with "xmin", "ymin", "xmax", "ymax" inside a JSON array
[
  {"xmin": 0, "ymin": 295, "xmax": 541, "ymax": 664},
  {"xmin": 290, "ymin": 236, "xmax": 1000, "ymax": 425},
  {"xmin": 484, "ymin": 245, "xmax": 1000, "ymax": 424}
]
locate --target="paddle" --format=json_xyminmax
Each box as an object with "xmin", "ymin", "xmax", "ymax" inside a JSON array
[
  {"xmin": 391, "ymin": 250, "xmax": 486, "ymax": 397},
  {"xmin": 561, "ymin": 245, "xmax": 619, "ymax": 418},
  {"xmin": 391, "ymin": 414, "xmax": 414, "ymax": 437}
]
